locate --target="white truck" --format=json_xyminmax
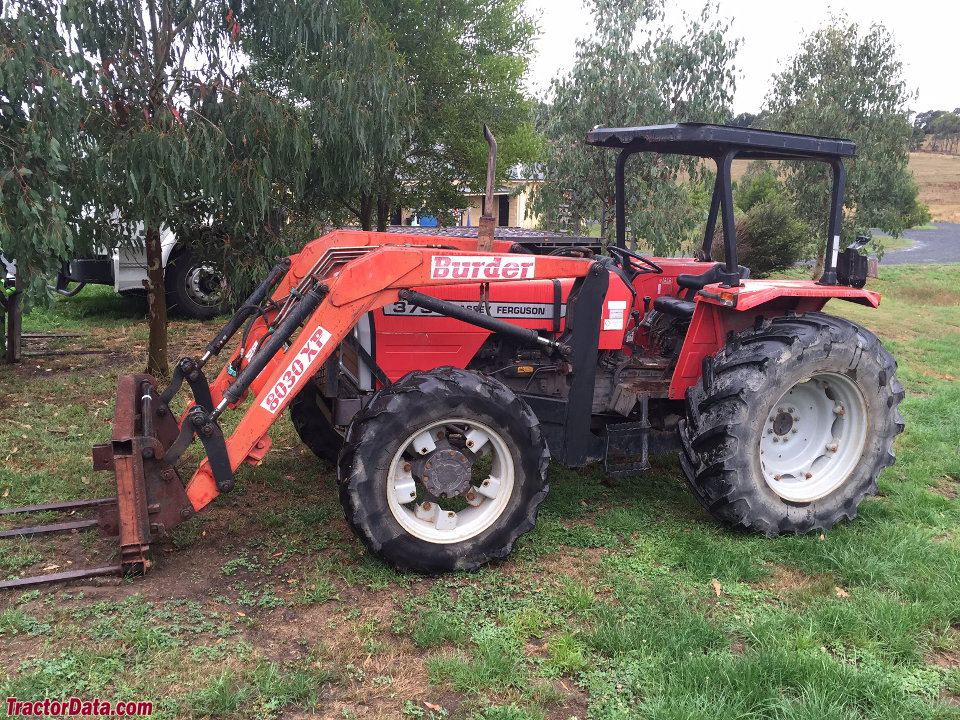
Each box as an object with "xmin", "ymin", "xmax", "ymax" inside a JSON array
[{"xmin": 52, "ymin": 227, "xmax": 228, "ymax": 320}]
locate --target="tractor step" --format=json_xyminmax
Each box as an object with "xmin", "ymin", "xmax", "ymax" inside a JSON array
[
  {"xmin": 603, "ymin": 394, "xmax": 652, "ymax": 477},
  {"xmin": 603, "ymin": 421, "xmax": 652, "ymax": 476}
]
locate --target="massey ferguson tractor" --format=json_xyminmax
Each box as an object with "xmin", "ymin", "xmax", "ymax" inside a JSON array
[{"xmin": 0, "ymin": 123, "xmax": 903, "ymax": 587}]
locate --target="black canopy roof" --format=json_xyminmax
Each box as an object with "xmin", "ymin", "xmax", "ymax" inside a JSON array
[{"xmin": 585, "ymin": 123, "xmax": 855, "ymax": 160}]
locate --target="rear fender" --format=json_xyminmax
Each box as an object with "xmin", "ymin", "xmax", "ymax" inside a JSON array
[{"xmin": 668, "ymin": 281, "xmax": 881, "ymax": 400}]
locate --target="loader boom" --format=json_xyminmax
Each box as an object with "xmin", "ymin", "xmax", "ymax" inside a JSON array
[{"xmin": 184, "ymin": 232, "xmax": 594, "ymax": 511}]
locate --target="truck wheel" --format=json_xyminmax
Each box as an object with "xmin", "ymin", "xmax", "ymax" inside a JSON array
[
  {"xmin": 679, "ymin": 312, "xmax": 904, "ymax": 536},
  {"xmin": 338, "ymin": 367, "xmax": 549, "ymax": 573},
  {"xmin": 289, "ymin": 380, "xmax": 344, "ymax": 466},
  {"xmin": 165, "ymin": 249, "xmax": 229, "ymax": 320}
]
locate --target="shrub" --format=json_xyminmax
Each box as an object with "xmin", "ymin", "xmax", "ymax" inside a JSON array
[
  {"xmin": 902, "ymin": 198, "xmax": 931, "ymax": 229},
  {"xmin": 716, "ymin": 197, "xmax": 809, "ymax": 277}
]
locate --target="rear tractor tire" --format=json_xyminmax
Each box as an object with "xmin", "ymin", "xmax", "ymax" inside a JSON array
[
  {"xmin": 679, "ymin": 312, "xmax": 904, "ymax": 536},
  {"xmin": 338, "ymin": 367, "xmax": 549, "ymax": 574},
  {"xmin": 289, "ymin": 380, "xmax": 344, "ymax": 466}
]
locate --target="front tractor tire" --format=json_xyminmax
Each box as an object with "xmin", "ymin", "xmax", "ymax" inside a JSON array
[
  {"xmin": 338, "ymin": 367, "xmax": 549, "ymax": 574},
  {"xmin": 679, "ymin": 312, "xmax": 904, "ymax": 536}
]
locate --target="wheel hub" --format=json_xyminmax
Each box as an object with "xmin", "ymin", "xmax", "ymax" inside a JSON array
[
  {"xmin": 185, "ymin": 265, "xmax": 225, "ymax": 306},
  {"xmin": 413, "ymin": 446, "xmax": 472, "ymax": 498},
  {"xmin": 772, "ymin": 410, "xmax": 794, "ymax": 436}
]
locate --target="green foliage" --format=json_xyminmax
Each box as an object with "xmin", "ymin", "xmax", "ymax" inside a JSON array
[
  {"xmin": 927, "ymin": 112, "xmax": 960, "ymax": 154},
  {"xmin": 244, "ymin": 0, "xmax": 539, "ymax": 233},
  {"xmin": 734, "ymin": 162, "xmax": 785, "ymax": 212},
  {"xmin": 0, "ymin": 3, "xmax": 92, "ymax": 280},
  {"xmin": 531, "ymin": 0, "xmax": 738, "ymax": 252},
  {"xmin": 732, "ymin": 197, "xmax": 810, "ymax": 278},
  {"xmin": 764, "ymin": 18, "xmax": 918, "ymax": 258}
]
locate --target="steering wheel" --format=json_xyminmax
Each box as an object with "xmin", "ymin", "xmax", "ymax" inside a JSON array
[{"xmin": 607, "ymin": 245, "xmax": 663, "ymax": 276}]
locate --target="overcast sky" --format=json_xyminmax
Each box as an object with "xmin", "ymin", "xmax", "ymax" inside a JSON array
[{"xmin": 524, "ymin": 0, "xmax": 958, "ymax": 115}]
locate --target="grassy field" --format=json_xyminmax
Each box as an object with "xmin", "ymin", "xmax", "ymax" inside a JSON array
[
  {"xmin": 910, "ymin": 153, "xmax": 960, "ymax": 223},
  {"xmin": 1, "ymin": 270, "xmax": 959, "ymax": 719}
]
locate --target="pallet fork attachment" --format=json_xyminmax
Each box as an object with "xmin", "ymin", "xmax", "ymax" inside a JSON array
[{"xmin": 0, "ymin": 259, "xmax": 293, "ymax": 589}]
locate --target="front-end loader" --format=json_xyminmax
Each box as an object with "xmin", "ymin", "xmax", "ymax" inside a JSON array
[{"xmin": 0, "ymin": 123, "xmax": 903, "ymax": 586}]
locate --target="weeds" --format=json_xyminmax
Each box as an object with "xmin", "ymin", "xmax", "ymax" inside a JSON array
[{"xmin": 0, "ymin": 268, "xmax": 958, "ymax": 717}]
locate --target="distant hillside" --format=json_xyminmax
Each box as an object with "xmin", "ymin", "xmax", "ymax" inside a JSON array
[{"xmin": 910, "ymin": 152, "xmax": 960, "ymax": 223}]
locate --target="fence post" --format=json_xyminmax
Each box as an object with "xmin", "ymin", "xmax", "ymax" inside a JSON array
[{"xmin": 2, "ymin": 262, "xmax": 22, "ymax": 364}]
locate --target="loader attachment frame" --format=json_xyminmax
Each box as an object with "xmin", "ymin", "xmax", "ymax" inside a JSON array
[{"xmin": 0, "ymin": 232, "xmax": 594, "ymax": 587}]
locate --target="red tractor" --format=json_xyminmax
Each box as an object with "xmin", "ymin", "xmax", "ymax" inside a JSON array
[{"xmin": 1, "ymin": 124, "xmax": 903, "ymax": 587}]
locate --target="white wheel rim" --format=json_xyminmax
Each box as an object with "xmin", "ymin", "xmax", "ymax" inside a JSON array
[
  {"xmin": 385, "ymin": 418, "xmax": 515, "ymax": 544},
  {"xmin": 760, "ymin": 372, "xmax": 868, "ymax": 502}
]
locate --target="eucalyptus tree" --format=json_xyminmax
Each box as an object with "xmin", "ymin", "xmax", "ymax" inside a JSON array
[
  {"xmin": 764, "ymin": 18, "xmax": 917, "ymax": 266},
  {"xmin": 0, "ymin": 1, "xmax": 92, "ymax": 304},
  {"xmin": 365, "ymin": 0, "xmax": 540, "ymax": 229},
  {"xmin": 241, "ymin": 0, "xmax": 415, "ymax": 234},
  {"xmin": 531, "ymin": 0, "xmax": 738, "ymax": 251},
  {"xmin": 245, "ymin": 0, "xmax": 540, "ymax": 232}
]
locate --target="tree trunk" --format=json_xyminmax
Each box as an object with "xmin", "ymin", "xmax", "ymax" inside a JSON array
[
  {"xmin": 358, "ymin": 195, "xmax": 374, "ymax": 231},
  {"xmin": 811, "ymin": 247, "xmax": 826, "ymax": 281},
  {"xmin": 144, "ymin": 226, "xmax": 169, "ymax": 376},
  {"xmin": 376, "ymin": 195, "xmax": 390, "ymax": 232}
]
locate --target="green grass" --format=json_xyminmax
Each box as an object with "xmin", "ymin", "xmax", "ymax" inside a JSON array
[
  {"xmin": 867, "ymin": 233, "xmax": 914, "ymax": 254},
  {"xmin": 0, "ymin": 266, "xmax": 958, "ymax": 717}
]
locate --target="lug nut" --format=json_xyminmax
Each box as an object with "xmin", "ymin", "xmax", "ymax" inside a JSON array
[
  {"xmin": 422, "ymin": 475, "xmax": 430, "ymax": 483},
  {"xmin": 425, "ymin": 461, "xmax": 432, "ymax": 469},
  {"xmin": 402, "ymin": 462, "xmax": 411, "ymax": 473},
  {"xmin": 805, "ymin": 472, "xmax": 813, "ymax": 478},
  {"xmin": 201, "ymin": 425, "xmax": 214, "ymax": 437},
  {"xmin": 436, "ymin": 431, "xmax": 445, "ymax": 440},
  {"xmin": 422, "ymin": 501, "xmax": 432, "ymax": 510}
]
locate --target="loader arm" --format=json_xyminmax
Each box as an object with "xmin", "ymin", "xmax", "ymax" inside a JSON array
[{"xmin": 186, "ymin": 241, "xmax": 594, "ymax": 511}]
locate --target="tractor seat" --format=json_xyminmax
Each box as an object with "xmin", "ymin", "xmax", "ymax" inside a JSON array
[
  {"xmin": 676, "ymin": 262, "xmax": 750, "ymax": 291},
  {"xmin": 652, "ymin": 263, "xmax": 752, "ymax": 319},
  {"xmin": 652, "ymin": 295, "xmax": 696, "ymax": 319}
]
